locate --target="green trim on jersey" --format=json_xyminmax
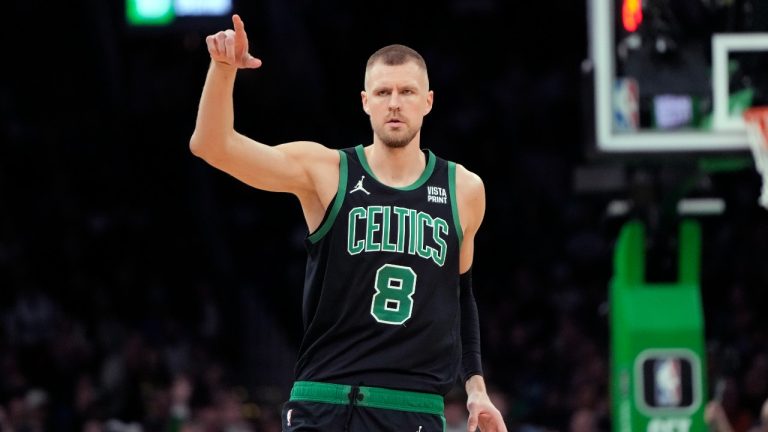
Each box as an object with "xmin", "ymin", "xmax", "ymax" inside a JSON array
[
  {"xmin": 290, "ymin": 381, "xmax": 445, "ymax": 416},
  {"xmin": 308, "ymin": 151, "xmax": 348, "ymax": 244},
  {"xmin": 354, "ymin": 145, "xmax": 436, "ymax": 191},
  {"xmin": 447, "ymin": 161, "xmax": 463, "ymax": 245}
]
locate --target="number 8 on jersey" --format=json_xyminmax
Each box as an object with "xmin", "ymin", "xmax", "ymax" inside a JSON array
[{"xmin": 370, "ymin": 264, "xmax": 417, "ymax": 325}]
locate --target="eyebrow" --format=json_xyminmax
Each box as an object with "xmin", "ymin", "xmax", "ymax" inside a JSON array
[{"xmin": 372, "ymin": 84, "xmax": 419, "ymax": 92}]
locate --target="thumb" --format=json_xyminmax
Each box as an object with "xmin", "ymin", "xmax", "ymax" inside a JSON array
[
  {"xmin": 244, "ymin": 54, "xmax": 262, "ymax": 69},
  {"xmin": 467, "ymin": 412, "xmax": 479, "ymax": 432}
]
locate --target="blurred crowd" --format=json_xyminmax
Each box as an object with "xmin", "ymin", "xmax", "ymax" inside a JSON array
[{"xmin": 2, "ymin": 159, "xmax": 768, "ymax": 432}]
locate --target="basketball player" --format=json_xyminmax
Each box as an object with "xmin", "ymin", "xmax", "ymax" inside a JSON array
[{"xmin": 190, "ymin": 14, "xmax": 507, "ymax": 432}]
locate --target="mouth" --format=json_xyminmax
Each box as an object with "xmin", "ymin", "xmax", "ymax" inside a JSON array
[{"xmin": 386, "ymin": 119, "xmax": 404, "ymax": 125}]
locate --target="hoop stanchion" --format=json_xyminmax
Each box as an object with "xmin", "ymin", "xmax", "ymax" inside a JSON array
[{"xmin": 743, "ymin": 107, "xmax": 768, "ymax": 209}]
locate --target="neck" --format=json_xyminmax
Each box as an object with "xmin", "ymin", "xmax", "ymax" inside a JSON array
[{"xmin": 365, "ymin": 138, "xmax": 426, "ymax": 188}]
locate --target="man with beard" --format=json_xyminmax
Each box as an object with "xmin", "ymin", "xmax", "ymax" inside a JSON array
[{"xmin": 189, "ymin": 14, "xmax": 507, "ymax": 432}]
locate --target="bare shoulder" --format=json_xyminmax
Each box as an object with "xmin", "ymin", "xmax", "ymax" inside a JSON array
[
  {"xmin": 455, "ymin": 163, "xmax": 485, "ymax": 203},
  {"xmin": 278, "ymin": 141, "xmax": 341, "ymax": 205},
  {"xmin": 278, "ymin": 140, "xmax": 342, "ymax": 186},
  {"xmin": 454, "ymin": 163, "xmax": 486, "ymax": 233}
]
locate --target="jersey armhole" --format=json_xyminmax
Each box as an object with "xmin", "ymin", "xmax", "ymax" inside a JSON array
[
  {"xmin": 447, "ymin": 161, "xmax": 464, "ymax": 246},
  {"xmin": 307, "ymin": 150, "xmax": 348, "ymax": 244}
]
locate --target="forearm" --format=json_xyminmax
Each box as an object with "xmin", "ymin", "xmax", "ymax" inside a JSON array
[
  {"xmin": 711, "ymin": 418, "xmax": 734, "ymax": 432},
  {"xmin": 460, "ymin": 268, "xmax": 483, "ymax": 382},
  {"xmin": 190, "ymin": 61, "xmax": 239, "ymax": 158},
  {"xmin": 705, "ymin": 402, "xmax": 735, "ymax": 432}
]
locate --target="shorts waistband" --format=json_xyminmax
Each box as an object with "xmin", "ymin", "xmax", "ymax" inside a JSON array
[{"xmin": 289, "ymin": 381, "xmax": 444, "ymax": 415}]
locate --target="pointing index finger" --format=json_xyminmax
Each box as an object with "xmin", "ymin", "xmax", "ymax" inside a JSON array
[{"xmin": 232, "ymin": 14, "xmax": 245, "ymax": 32}]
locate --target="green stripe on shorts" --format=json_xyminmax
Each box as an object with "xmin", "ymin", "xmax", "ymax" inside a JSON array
[{"xmin": 289, "ymin": 381, "xmax": 445, "ymax": 416}]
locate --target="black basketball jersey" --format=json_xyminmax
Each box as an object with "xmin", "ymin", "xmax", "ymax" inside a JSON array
[{"xmin": 296, "ymin": 145, "xmax": 463, "ymax": 396}]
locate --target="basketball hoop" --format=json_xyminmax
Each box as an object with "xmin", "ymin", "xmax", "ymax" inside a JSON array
[{"xmin": 743, "ymin": 107, "xmax": 768, "ymax": 209}]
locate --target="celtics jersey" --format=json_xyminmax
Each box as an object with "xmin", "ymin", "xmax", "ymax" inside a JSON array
[{"xmin": 296, "ymin": 145, "xmax": 463, "ymax": 396}]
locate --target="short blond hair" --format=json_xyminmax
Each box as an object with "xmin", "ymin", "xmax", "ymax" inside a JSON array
[
  {"xmin": 366, "ymin": 44, "xmax": 428, "ymax": 71},
  {"xmin": 363, "ymin": 44, "xmax": 430, "ymax": 90}
]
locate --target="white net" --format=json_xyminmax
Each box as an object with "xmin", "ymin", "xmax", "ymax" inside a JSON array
[{"xmin": 744, "ymin": 107, "xmax": 768, "ymax": 209}]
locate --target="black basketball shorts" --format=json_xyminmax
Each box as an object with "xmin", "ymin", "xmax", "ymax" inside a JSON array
[{"xmin": 281, "ymin": 381, "xmax": 446, "ymax": 432}]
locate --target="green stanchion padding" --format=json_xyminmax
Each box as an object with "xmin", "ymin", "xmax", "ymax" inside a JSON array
[
  {"xmin": 610, "ymin": 220, "xmax": 708, "ymax": 432},
  {"xmin": 678, "ymin": 221, "xmax": 700, "ymax": 286},
  {"xmin": 613, "ymin": 220, "xmax": 646, "ymax": 286}
]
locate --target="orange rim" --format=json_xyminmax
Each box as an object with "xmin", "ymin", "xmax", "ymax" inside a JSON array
[
  {"xmin": 744, "ymin": 107, "xmax": 768, "ymax": 140},
  {"xmin": 744, "ymin": 106, "xmax": 768, "ymax": 121}
]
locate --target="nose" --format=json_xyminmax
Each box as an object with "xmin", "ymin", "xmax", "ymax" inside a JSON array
[{"xmin": 388, "ymin": 92, "xmax": 401, "ymax": 110}]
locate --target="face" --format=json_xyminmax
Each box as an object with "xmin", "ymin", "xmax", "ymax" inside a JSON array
[{"xmin": 361, "ymin": 61, "xmax": 433, "ymax": 148}]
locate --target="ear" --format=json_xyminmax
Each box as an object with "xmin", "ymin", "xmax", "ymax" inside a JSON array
[
  {"xmin": 361, "ymin": 91, "xmax": 370, "ymax": 114},
  {"xmin": 424, "ymin": 90, "xmax": 434, "ymax": 115}
]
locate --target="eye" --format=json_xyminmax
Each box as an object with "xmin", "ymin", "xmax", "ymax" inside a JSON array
[
  {"xmin": 402, "ymin": 89, "xmax": 414, "ymax": 95},
  {"xmin": 376, "ymin": 89, "xmax": 391, "ymax": 96}
]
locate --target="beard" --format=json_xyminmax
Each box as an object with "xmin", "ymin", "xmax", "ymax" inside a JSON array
[{"xmin": 373, "ymin": 123, "xmax": 420, "ymax": 148}]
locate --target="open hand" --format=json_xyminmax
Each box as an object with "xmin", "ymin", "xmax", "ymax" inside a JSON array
[
  {"xmin": 467, "ymin": 391, "xmax": 508, "ymax": 432},
  {"xmin": 205, "ymin": 14, "xmax": 262, "ymax": 69}
]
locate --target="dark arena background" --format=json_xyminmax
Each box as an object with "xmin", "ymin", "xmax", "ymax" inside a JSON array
[{"xmin": 2, "ymin": 1, "xmax": 768, "ymax": 431}]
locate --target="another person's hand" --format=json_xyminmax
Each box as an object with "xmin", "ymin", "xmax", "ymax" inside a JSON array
[
  {"xmin": 205, "ymin": 14, "xmax": 262, "ymax": 69},
  {"xmin": 705, "ymin": 400, "xmax": 734, "ymax": 432},
  {"xmin": 467, "ymin": 391, "xmax": 507, "ymax": 432}
]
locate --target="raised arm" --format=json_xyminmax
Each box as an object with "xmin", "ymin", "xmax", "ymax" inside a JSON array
[{"xmin": 189, "ymin": 15, "xmax": 339, "ymax": 230}]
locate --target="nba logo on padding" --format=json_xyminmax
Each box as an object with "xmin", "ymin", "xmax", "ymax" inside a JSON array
[
  {"xmin": 635, "ymin": 349, "xmax": 701, "ymax": 414},
  {"xmin": 654, "ymin": 358, "xmax": 682, "ymax": 406}
]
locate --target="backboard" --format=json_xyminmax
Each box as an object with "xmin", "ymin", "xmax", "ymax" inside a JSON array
[{"xmin": 587, "ymin": 0, "xmax": 768, "ymax": 154}]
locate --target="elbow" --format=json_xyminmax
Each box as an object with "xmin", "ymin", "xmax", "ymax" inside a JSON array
[
  {"xmin": 189, "ymin": 132, "xmax": 206, "ymax": 157},
  {"xmin": 189, "ymin": 132, "xmax": 224, "ymax": 162},
  {"xmin": 189, "ymin": 127, "xmax": 236, "ymax": 166}
]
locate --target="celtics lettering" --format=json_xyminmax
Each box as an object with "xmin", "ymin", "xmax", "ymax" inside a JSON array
[{"xmin": 347, "ymin": 206, "xmax": 449, "ymax": 266}]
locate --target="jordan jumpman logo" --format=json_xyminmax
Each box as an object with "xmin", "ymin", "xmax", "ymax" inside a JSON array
[{"xmin": 350, "ymin": 175, "xmax": 371, "ymax": 195}]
